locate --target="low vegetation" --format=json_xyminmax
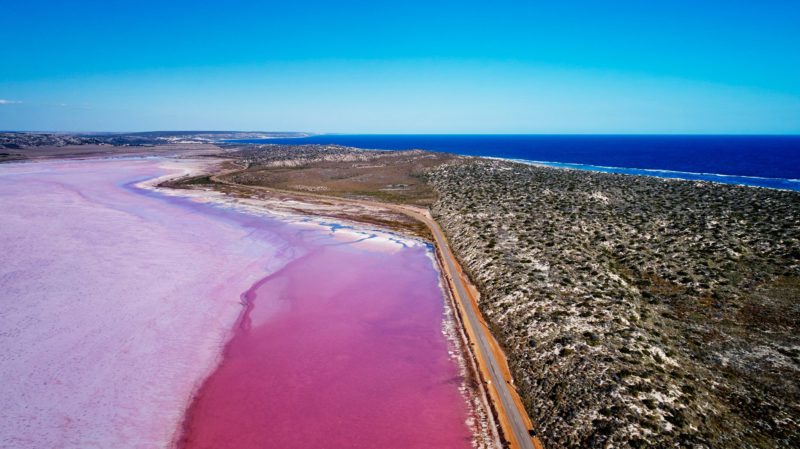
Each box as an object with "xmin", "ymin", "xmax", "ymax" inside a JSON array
[{"xmin": 426, "ymin": 158, "xmax": 800, "ymax": 448}]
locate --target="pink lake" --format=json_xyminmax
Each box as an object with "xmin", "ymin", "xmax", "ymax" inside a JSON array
[{"xmin": 0, "ymin": 157, "xmax": 475, "ymax": 449}]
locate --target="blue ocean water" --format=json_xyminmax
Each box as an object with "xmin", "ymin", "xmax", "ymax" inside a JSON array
[{"xmin": 229, "ymin": 135, "xmax": 800, "ymax": 191}]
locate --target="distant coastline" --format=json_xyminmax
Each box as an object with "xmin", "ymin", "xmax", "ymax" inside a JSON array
[
  {"xmin": 226, "ymin": 134, "xmax": 800, "ymax": 191},
  {"xmin": 495, "ymin": 157, "xmax": 800, "ymax": 191}
]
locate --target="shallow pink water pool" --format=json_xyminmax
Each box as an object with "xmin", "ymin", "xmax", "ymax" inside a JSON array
[{"xmin": 179, "ymin": 240, "xmax": 473, "ymax": 449}]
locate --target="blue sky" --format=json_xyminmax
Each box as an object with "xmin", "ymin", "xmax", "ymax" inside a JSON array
[{"xmin": 1, "ymin": 0, "xmax": 799, "ymax": 133}]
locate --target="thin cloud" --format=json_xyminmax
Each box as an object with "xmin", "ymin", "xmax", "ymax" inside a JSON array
[{"xmin": 0, "ymin": 99, "xmax": 22, "ymax": 105}]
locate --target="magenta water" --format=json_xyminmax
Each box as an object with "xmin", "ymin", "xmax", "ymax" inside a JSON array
[
  {"xmin": 0, "ymin": 157, "xmax": 474, "ymax": 449},
  {"xmin": 178, "ymin": 228, "xmax": 474, "ymax": 449}
]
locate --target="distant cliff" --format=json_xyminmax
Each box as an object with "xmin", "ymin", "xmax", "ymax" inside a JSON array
[
  {"xmin": 0, "ymin": 131, "xmax": 310, "ymax": 149},
  {"xmin": 0, "ymin": 132, "xmax": 103, "ymax": 149}
]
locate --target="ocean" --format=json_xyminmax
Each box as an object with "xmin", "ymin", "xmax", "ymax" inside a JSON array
[{"xmin": 229, "ymin": 135, "xmax": 800, "ymax": 191}]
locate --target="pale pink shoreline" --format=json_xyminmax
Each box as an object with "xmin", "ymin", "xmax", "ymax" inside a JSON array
[{"xmin": 0, "ymin": 158, "xmax": 294, "ymax": 448}]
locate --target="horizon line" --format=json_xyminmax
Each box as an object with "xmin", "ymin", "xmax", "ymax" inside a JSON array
[{"xmin": 3, "ymin": 130, "xmax": 800, "ymax": 137}]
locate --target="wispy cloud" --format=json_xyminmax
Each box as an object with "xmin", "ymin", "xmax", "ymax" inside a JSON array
[{"xmin": 0, "ymin": 99, "xmax": 91, "ymax": 108}]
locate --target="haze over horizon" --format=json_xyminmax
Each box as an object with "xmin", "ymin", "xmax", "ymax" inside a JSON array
[{"xmin": 2, "ymin": 0, "xmax": 799, "ymax": 133}]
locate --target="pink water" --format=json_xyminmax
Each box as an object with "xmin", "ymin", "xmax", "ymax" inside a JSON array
[
  {"xmin": 178, "ymin": 234, "xmax": 473, "ymax": 449},
  {"xmin": 0, "ymin": 157, "xmax": 474, "ymax": 449}
]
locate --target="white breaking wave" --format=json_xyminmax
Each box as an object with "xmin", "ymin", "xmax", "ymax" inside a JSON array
[{"xmin": 484, "ymin": 156, "xmax": 800, "ymax": 191}]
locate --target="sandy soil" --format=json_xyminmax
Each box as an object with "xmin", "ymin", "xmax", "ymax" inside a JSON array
[{"xmin": 224, "ymin": 149, "xmax": 455, "ymax": 206}]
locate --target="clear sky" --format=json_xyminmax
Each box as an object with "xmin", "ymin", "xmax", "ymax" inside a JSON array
[{"xmin": 1, "ymin": 0, "xmax": 799, "ymax": 133}]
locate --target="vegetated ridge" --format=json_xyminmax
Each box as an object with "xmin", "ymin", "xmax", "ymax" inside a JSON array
[{"xmin": 426, "ymin": 157, "xmax": 799, "ymax": 448}]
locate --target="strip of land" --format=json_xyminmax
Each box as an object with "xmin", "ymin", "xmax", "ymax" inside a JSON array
[{"xmin": 404, "ymin": 205, "xmax": 544, "ymax": 449}]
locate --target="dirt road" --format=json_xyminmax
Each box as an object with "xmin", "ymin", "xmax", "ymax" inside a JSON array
[{"xmin": 392, "ymin": 205, "xmax": 543, "ymax": 449}]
